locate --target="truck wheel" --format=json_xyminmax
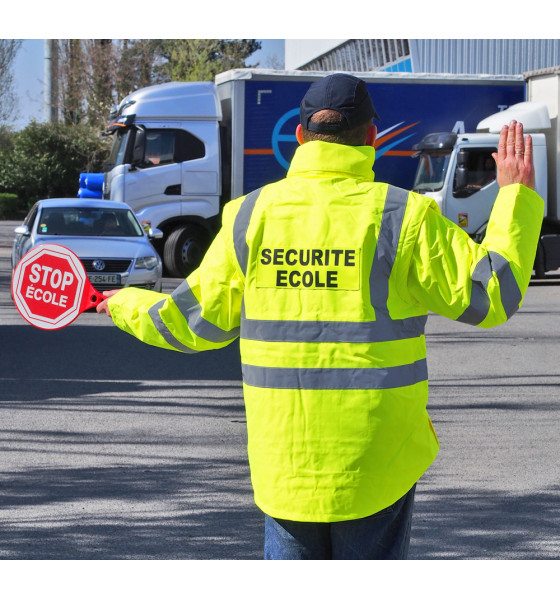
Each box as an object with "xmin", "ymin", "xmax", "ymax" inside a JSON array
[
  {"xmin": 534, "ymin": 241, "xmax": 546, "ymax": 279},
  {"xmin": 164, "ymin": 225, "xmax": 211, "ymax": 278}
]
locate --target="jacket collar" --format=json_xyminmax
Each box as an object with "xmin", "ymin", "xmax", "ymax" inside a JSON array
[{"xmin": 287, "ymin": 141, "xmax": 376, "ymax": 182}]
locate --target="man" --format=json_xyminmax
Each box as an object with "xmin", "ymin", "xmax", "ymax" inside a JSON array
[
  {"xmin": 97, "ymin": 74, "xmax": 543, "ymax": 560},
  {"xmin": 99, "ymin": 212, "xmax": 119, "ymax": 235}
]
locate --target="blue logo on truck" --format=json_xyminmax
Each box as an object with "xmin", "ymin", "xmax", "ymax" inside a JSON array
[{"xmin": 271, "ymin": 108, "xmax": 299, "ymax": 170}]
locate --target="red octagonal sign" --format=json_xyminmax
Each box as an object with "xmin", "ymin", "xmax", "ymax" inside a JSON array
[{"xmin": 12, "ymin": 244, "xmax": 103, "ymax": 330}]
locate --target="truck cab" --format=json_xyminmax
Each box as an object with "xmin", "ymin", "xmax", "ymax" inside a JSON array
[
  {"xmin": 412, "ymin": 131, "xmax": 508, "ymax": 240},
  {"xmin": 102, "ymin": 82, "xmax": 224, "ymax": 277},
  {"xmin": 412, "ymin": 102, "xmax": 550, "ymax": 248}
]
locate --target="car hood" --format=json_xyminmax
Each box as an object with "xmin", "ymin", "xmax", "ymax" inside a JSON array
[{"xmin": 33, "ymin": 236, "xmax": 157, "ymax": 259}]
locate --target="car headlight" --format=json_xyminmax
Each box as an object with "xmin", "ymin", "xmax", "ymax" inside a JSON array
[{"xmin": 135, "ymin": 256, "xmax": 159, "ymax": 270}]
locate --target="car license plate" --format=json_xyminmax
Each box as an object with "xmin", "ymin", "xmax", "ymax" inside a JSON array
[{"xmin": 88, "ymin": 273, "xmax": 121, "ymax": 285}]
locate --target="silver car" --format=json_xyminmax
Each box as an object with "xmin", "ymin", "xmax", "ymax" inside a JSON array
[{"xmin": 12, "ymin": 198, "xmax": 163, "ymax": 292}]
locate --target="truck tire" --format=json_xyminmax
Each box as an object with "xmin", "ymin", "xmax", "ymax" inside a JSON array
[
  {"xmin": 163, "ymin": 225, "xmax": 211, "ymax": 278},
  {"xmin": 534, "ymin": 241, "xmax": 546, "ymax": 279}
]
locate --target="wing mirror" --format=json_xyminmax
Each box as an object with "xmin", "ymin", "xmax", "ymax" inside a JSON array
[
  {"xmin": 148, "ymin": 227, "xmax": 163, "ymax": 240},
  {"xmin": 454, "ymin": 148, "xmax": 469, "ymax": 191},
  {"xmin": 14, "ymin": 225, "xmax": 30, "ymax": 236},
  {"xmin": 131, "ymin": 125, "xmax": 146, "ymax": 168}
]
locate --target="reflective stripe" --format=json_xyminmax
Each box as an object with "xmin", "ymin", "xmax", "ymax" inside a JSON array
[
  {"xmin": 488, "ymin": 251, "xmax": 522, "ymax": 318},
  {"xmin": 457, "ymin": 250, "xmax": 521, "ymax": 325},
  {"xmin": 242, "ymin": 359, "xmax": 428, "ymax": 390},
  {"xmin": 370, "ymin": 185, "xmax": 409, "ymax": 313},
  {"xmin": 456, "ymin": 256, "xmax": 492, "ymax": 325},
  {"xmin": 147, "ymin": 280, "xmax": 239, "ymax": 352},
  {"xmin": 148, "ymin": 300, "xmax": 199, "ymax": 354},
  {"xmin": 171, "ymin": 280, "xmax": 239, "ymax": 342},
  {"xmin": 241, "ymin": 315, "xmax": 427, "ymax": 343},
  {"xmin": 233, "ymin": 187, "xmax": 263, "ymax": 276}
]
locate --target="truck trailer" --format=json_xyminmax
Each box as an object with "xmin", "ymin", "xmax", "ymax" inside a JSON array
[
  {"xmin": 80, "ymin": 69, "xmax": 525, "ymax": 277},
  {"xmin": 411, "ymin": 66, "xmax": 559, "ymax": 277}
]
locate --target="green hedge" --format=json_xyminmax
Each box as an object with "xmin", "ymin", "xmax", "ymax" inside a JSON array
[
  {"xmin": 0, "ymin": 122, "xmax": 111, "ymax": 211},
  {"xmin": 0, "ymin": 193, "xmax": 20, "ymax": 219}
]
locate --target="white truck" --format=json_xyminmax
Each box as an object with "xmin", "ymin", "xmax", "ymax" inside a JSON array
[
  {"xmin": 80, "ymin": 69, "xmax": 526, "ymax": 277},
  {"xmin": 411, "ymin": 66, "xmax": 560, "ymax": 278}
]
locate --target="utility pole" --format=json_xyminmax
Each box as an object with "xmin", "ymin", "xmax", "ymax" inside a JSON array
[{"xmin": 44, "ymin": 39, "xmax": 59, "ymax": 123}]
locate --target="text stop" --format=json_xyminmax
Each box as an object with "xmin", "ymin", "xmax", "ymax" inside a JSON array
[{"xmin": 11, "ymin": 244, "xmax": 93, "ymax": 330}]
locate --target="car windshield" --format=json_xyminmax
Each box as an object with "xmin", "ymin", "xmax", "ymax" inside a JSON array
[
  {"xmin": 37, "ymin": 207, "xmax": 144, "ymax": 237},
  {"xmin": 412, "ymin": 151, "xmax": 452, "ymax": 193}
]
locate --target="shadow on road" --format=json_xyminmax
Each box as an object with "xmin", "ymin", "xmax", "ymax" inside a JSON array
[
  {"xmin": 0, "ymin": 459, "xmax": 263, "ymax": 560},
  {"xmin": 410, "ymin": 482, "xmax": 560, "ymax": 559},
  {"xmin": 1, "ymin": 324, "xmax": 242, "ymax": 388},
  {"xmin": 1, "ymin": 458, "xmax": 558, "ymax": 559}
]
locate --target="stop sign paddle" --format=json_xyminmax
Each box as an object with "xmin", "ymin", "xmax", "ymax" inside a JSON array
[{"xmin": 12, "ymin": 244, "xmax": 105, "ymax": 330}]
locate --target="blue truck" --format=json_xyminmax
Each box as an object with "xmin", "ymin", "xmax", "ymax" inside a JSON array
[{"xmin": 80, "ymin": 69, "xmax": 524, "ymax": 277}]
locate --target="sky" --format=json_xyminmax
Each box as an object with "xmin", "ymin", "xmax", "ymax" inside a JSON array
[
  {"xmin": 11, "ymin": 39, "xmax": 285, "ymax": 131},
  {"xmin": 6, "ymin": 0, "xmax": 553, "ymax": 129}
]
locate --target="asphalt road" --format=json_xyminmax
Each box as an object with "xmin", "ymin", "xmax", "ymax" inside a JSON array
[{"xmin": 1, "ymin": 220, "xmax": 559, "ymax": 560}]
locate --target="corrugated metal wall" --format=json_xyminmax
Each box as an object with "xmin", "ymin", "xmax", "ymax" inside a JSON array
[
  {"xmin": 300, "ymin": 40, "xmax": 411, "ymax": 72},
  {"xmin": 409, "ymin": 39, "xmax": 560, "ymax": 74},
  {"xmin": 289, "ymin": 39, "xmax": 560, "ymax": 75}
]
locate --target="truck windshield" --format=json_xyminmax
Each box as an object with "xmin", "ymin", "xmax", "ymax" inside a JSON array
[
  {"xmin": 412, "ymin": 151, "xmax": 452, "ymax": 192},
  {"xmin": 107, "ymin": 129, "xmax": 130, "ymax": 166}
]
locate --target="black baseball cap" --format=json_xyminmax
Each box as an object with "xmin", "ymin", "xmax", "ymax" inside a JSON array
[{"xmin": 300, "ymin": 73, "xmax": 380, "ymax": 134}]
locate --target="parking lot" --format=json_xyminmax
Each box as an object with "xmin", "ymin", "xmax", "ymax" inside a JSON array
[{"xmin": 1, "ymin": 219, "xmax": 559, "ymax": 560}]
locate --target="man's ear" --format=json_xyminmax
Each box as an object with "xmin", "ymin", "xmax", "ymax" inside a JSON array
[
  {"xmin": 296, "ymin": 123, "xmax": 304, "ymax": 145},
  {"xmin": 366, "ymin": 124, "xmax": 377, "ymax": 147}
]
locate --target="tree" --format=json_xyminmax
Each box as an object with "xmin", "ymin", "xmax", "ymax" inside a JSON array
[
  {"xmin": 156, "ymin": 39, "xmax": 262, "ymax": 82},
  {"xmin": 51, "ymin": 39, "xmax": 262, "ymax": 131},
  {"xmin": 58, "ymin": 39, "xmax": 87, "ymax": 125},
  {"xmin": 57, "ymin": 39, "xmax": 119, "ymax": 127},
  {"xmin": 87, "ymin": 39, "xmax": 116, "ymax": 126},
  {"xmin": 116, "ymin": 39, "xmax": 164, "ymax": 99},
  {"xmin": 0, "ymin": 39, "xmax": 22, "ymax": 126}
]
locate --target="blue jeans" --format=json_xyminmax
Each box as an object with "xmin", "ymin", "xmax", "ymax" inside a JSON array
[{"xmin": 264, "ymin": 485, "xmax": 416, "ymax": 560}]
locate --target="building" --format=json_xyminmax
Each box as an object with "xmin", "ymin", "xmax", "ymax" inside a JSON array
[{"xmin": 285, "ymin": 39, "xmax": 560, "ymax": 75}]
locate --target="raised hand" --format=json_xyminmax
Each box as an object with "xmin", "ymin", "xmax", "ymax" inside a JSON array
[{"xmin": 492, "ymin": 120, "xmax": 535, "ymax": 190}]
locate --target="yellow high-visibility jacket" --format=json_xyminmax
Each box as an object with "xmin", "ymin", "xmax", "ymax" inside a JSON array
[{"xmin": 109, "ymin": 141, "xmax": 544, "ymax": 522}]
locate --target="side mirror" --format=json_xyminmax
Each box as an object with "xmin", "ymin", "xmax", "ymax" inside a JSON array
[
  {"xmin": 14, "ymin": 225, "xmax": 30, "ymax": 236},
  {"xmin": 455, "ymin": 166, "xmax": 468, "ymax": 190},
  {"xmin": 131, "ymin": 126, "xmax": 146, "ymax": 166},
  {"xmin": 457, "ymin": 148, "xmax": 469, "ymax": 165},
  {"xmin": 148, "ymin": 227, "xmax": 163, "ymax": 240},
  {"xmin": 454, "ymin": 148, "xmax": 469, "ymax": 191}
]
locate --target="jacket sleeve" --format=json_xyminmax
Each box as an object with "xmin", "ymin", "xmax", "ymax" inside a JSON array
[
  {"xmin": 107, "ymin": 201, "xmax": 245, "ymax": 353},
  {"xmin": 405, "ymin": 183, "xmax": 544, "ymax": 328}
]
